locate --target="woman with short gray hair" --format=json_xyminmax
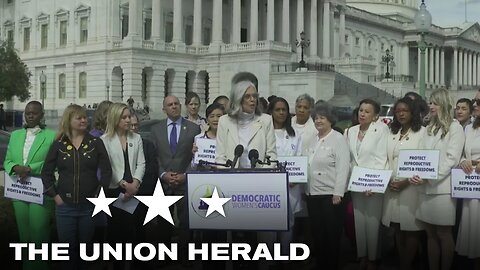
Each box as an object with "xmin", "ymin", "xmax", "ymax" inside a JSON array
[
  {"xmin": 216, "ymin": 80, "xmax": 276, "ymax": 168},
  {"xmin": 292, "ymin": 93, "xmax": 317, "ymax": 142}
]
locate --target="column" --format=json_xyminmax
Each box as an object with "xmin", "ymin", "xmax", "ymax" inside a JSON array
[
  {"xmin": 309, "ymin": 0, "xmax": 317, "ymax": 57},
  {"xmin": 151, "ymin": 0, "xmax": 164, "ymax": 42},
  {"xmin": 464, "ymin": 50, "xmax": 468, "ymax": 85},
  {"xmin": 267, "ymin": 0, "xmax": 275, "ymax": 41},
  {"xmin": 150, "ymin": 66, "xmax": 166, "ymax": 108},
  {"xmin": 440, "ymin": 48, "xmax": 445, "ymax": 86},
  {"xmin": 323, "ymin": 1, "xmax": 330, "ymax": 58},
  {"xmin": 453, "ymin": 48, "xmax": 458, "ymax": 86},
  {"xmin": 282, "ymin": 0, "xmax": 290, "ymax": 43},
  {"xmin": 127, "ymin": 0, "xmax": 140, "ymax": 37},
  {"xmin": 192, "ymin": 0, "xmax": 202, "ymax": 45},
  {"xmin": 170, "ymin": 68, "xmax": 187, "ymax": 98},
  {"xmin": 459, "ymin": 49, "xmax": 463, "ymax": 86},
  {"xmin": 296, "ymin": 0, "xmax": 304, "ymax": 39},
  {"xmin": 417, "ymin": 48, "xmax": 421, "ymax": 81},
  {"xmin": 470, "ymin": 52, "xmax": 474, "ymax": 85},
  {"xmin": 429, "ymin": 47, "xmax": 434, "ymax": 84},
  {"xmin": 401, "ymin": 44, "xmax": 409, "ymax": 75},
  {"xmin": 212, "ymin": 0, "xmax": 222, "ymax": 43},
  {"xmin": 123, "ymin": 62, "xmax": 143, "ymax": 102},
  {"xmin": 467, "ymin": 51, "xmax": 472, "ymax": 86},
  {"xmin": 435, "ymin": 47, "xmax": 440, "ymax": 85},
  {"xmin": 250, "ymin": 0, "xmax": 258, "ymax": 42},
  {"xmin": 232, "ymin": 0, "xmax": 241, "ymax": 43},
  {"xmin": 339, "ymin": 6, "xmax": 346, "ymax": 57},
  {"xmin": 473, "ymin": 52, "xmax": 477, "ymax": 86},
  {"xmin": 172, "ymin": 0, "xmax": 183, "ymax": 43}
]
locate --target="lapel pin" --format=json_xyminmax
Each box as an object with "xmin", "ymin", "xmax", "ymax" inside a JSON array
[{"xmin": 183, "ymin": 126, "xmax": 186, "ymax": 130}]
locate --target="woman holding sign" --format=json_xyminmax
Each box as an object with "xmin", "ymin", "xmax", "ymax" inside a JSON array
[
  {"xmin": 456, "ymin": 90, "xmax": 480, "ymax": 269},
  {"xmin": 410, "ymin": 89, "xmax": 465, "ymax": 270},
  {"xmin": 4, "ymin": 101, "xmax": 56, "ymax": 270},
  {"xmin": 303, "ymin": 102, "xmax": 350, "ymax": 270},
  {"xmin": 382, "ymin": 97, "xmax": 426, "ymax": 270},
  {"xmin": 344, "ymin": 99, "xmax": 389, "ymax": 270},
  {"xmin": 266, "ymin": 97, "xmax": 303, "ymax": 260},
  {"xmin": 192, "ymin": 102, "xmax": 225, "ymax": 155}
]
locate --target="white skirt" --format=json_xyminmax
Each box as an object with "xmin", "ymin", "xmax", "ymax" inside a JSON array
[
  {"xmin": 416, "ymin": 194, "xmax": 456, "ymax": 226},
  {"xmin": 456, "ymin": 199, "xmax": 480, "ymax": 258}
]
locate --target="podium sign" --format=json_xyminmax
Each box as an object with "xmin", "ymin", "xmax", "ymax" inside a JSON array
[{"xmin": 187, "ymin": 171, "xmax": 289, "ymax": 231}]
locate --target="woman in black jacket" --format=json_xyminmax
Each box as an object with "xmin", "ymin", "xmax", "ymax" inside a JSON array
[{"xmin": 42, "ymin": 104, "xmax": 112, "ymax": 270}]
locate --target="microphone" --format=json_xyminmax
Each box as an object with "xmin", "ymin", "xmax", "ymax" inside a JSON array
[
  {"xmin": 231, "ymin": 144, "xmax": 244, "ymax": 168},
  {"xmin": 248, "ymin": 149, "xmax": 259, "ymax": 169},
  {"xmin": 198, "ymin": 159, "xmax": 233, "ymax": 168}
]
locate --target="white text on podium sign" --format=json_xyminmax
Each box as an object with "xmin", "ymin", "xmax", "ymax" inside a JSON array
[
  {"xmin": 277, "ymin": 156, "xmax": 308, "ymax": 183},
  {"xmin": 451, "ymin": 169, "xmax": 480, "ymax": 199},
  {"xmin": 193, "ymin": 138, "xmax": 216, "ymax": 165},
  {"xmin": 348, "ymin": 166, "xmax": 392, "ymax": 193},
  {"xmin": 4, "ymin": 173, "xmax": 44, "ymax": 204},
  {"xmin": 396, "ymin": 150, "xmax": 440, "ymax": 179}
]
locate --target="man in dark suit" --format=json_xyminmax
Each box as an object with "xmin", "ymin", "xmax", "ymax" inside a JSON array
[{"xmin": 150, "ymin": 95, "xmax": 201, "ymax": 264}]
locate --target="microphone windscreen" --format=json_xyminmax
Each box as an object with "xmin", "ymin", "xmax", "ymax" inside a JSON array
[
  {"xmin": 234, "ymin": 144, "xmax": 244, "ymax": 156},
  {"xmin": 248, "ymin": 149, "xmax": 259, "ymax": 160}
]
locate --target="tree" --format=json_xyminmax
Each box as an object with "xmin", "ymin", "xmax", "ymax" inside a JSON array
[{"xmin": 0, "ymin": 41, "xmax": 31, "ymax": 102}]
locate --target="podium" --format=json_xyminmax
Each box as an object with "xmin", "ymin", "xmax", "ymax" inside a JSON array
[{"xmin": 187, "ymin": 170, "xmax": 289, "ymax": 231}]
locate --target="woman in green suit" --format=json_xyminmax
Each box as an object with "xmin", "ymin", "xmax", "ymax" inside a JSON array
[{"xmin": 4, "ymin": 101, "xmax": 56, "ymax": 270}]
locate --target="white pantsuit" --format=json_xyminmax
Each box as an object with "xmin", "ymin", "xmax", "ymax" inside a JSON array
[
  {"xmin": 345, "ymin": 121, "xmax": 389, "ymax": 260},
  {"xmin": 416, "ymin": 121, "xmax": 464, "ymax": 226},
  {"xmin": 382, "ymin": 127, "xmax": 425, "ymax": 231},
  {"xmin": 456, "ymin": 124, "xmax": 480, "ymax": 258}
]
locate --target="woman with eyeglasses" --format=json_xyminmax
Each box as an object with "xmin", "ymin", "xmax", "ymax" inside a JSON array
[
  {"xmin": 456, "ymin": 90, "xmax": 480, "ymax": 270},
  {"xmin": 409, "ymin": 89, "xmax": 465, "ymax": 270},
  {"xmin": 382, "ymin": 97, "xmax": 425, "ymax": 270}
]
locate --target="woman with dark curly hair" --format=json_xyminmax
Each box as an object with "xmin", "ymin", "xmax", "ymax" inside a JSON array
[{"xmin": 382, "ymin": 97, "xmax": 425, "ymax": 270}]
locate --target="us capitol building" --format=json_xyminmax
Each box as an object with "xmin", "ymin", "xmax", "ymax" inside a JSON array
[{"xmin": 1, "ymin": 0, "xmax": 480, "ymax": 115}]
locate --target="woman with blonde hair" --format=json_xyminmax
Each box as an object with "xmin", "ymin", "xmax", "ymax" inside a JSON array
[
  {"xmin": 410, "ymin": 89, "xmax": 465, "ymax": 270},
  {"xmin": 42, "ymin": 104, "xmax": 112, "ymax": 270},
  {"xmin": 101, "ymin": 102, "xmax": 145, "ymax": 269}
]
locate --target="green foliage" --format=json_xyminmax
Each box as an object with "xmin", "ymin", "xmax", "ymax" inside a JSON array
[{"xmin": 0, "ymin": 41, "xmax": 31, "ymax": 102}]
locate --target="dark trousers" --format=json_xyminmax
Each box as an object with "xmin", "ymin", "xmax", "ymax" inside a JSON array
[{"xmin": 306, "ymin": 195, "xmax": 345, "ymax": 270}]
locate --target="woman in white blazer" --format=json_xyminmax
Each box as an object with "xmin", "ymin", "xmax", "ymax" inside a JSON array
[
  {"xmin": 216, "ymin": 80, "xmax": 277, "ymax": 169},
  {"xmin": 345, "ymin": 99, "xmax": 389, "ymax": 269},
  {"xmin": 265, "ymin": 97, "xmax": 303, "ymax": 257},
  {"xmin": 456, "ymin": 90, "xmax": 480, "ymax": 268},
  {"xmin": 304, "ymin": 102, "xmax": 350, "ymax": 270},
  {"xmin": 382, "ymin": 97, "xmax": 425, "ymax": 270},
  {"xmin": 409, "ymin": 89, "xmax": 465, "ymax": 270},
  {"xmin": 101, "ymin": 103, "xmax": 145, "ymax": 268}
]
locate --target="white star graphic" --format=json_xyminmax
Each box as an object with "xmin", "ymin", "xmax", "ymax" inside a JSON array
[
  {"xmin": 135, "ymin": 179, "xmax": 183, "ymax": 225},
  {"xmin": 200, "ymin": 187, "xmax": 231, "ymax": 217},
  {"xmin": 87, "ymin": 187, "xmax": 117, "ymax": 217}
]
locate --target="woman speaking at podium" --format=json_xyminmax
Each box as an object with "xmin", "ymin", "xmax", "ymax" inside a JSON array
[{"xmin": 215, "ymin": 79, "xmax": 276, "ymax": 169}]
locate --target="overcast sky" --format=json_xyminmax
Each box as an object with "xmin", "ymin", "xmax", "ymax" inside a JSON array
[{"xmin": 426, "ymin": 0, "xmax": 480, "ymax": 27}]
